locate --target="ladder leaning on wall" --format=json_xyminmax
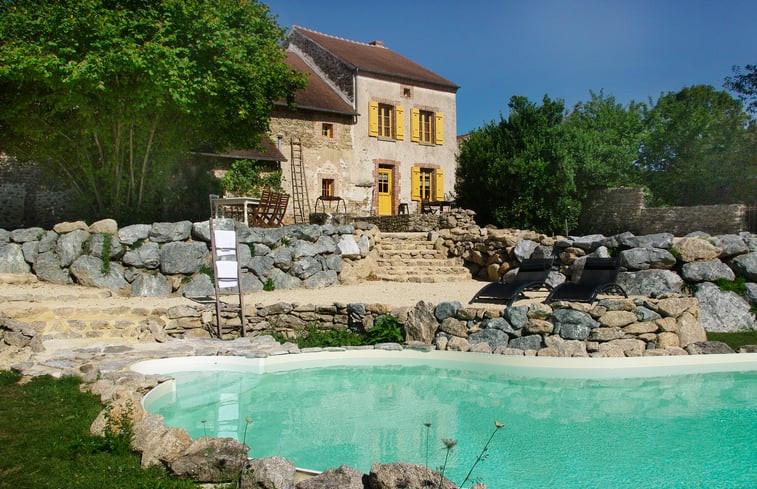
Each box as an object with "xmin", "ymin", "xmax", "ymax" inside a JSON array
[{"xmin": 289, "ymin": 139, "xmax": 311, "ymax": 223}]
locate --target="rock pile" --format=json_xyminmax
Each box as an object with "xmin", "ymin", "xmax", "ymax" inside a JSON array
[
  {"xmin": 0, "ymin": 219, "xmax": 374, "ymax": 297},
  {"xmin": 443, "ymin": 229, "xmax": 756, "ymax": 332}
]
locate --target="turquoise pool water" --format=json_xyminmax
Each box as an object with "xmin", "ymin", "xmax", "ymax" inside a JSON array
[{"xmin": 144, "ymin": 359, "xmax": 757, "ymax": 488}]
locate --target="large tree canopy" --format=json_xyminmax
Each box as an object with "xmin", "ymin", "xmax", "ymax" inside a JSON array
[
  {"xmin": 639, "ymin": 85, "xmax": 755, "ymax": 206},
  {"xmin": 0, "ymin": 0, "xmax": 305, "ymax": 221},
  {"xmin": 456, "ymin": 93, "xmax": 646, "ymax": 234},
  {"xmin": 725, "ymin": 64, "xmax": 757, "ymax": 121}
]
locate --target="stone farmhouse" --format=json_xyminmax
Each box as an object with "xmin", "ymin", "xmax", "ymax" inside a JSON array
[{"xmin": 265, "ymin": 26, "xmax": 460, "ymax": 220}]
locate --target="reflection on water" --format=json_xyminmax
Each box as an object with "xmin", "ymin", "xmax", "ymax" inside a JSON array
[{"xmin": 146, "ymin": 365, "xmax": 757, "ymax": 489}]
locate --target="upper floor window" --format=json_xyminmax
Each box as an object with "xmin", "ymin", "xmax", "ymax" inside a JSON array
[
  {"xmin": 418, "ymin": 110, "xmax": 434, "ymax": 144},
  {"xmin": 378, "ymin": 104, "xmax": 394, "ymax": 138},
  {"xmin": 411, "ymin": 108, "xmax": 444, "ymax": 145},
  {"xmin": 368, "ymin": 102, "xmax": 405, "ymax": 140},
  {"xmin": 321, "ymin": 123, "xmax": 334, "ymax": 138}
]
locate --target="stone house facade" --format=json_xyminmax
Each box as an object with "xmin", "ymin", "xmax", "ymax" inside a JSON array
[{"xmin": 270, "ymin": 26, "xmax": 459, "ymax": 218}]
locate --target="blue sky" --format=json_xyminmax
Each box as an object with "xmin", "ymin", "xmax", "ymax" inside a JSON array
[{"xmin": 266, "ymin": 0, "xmax": 756, "ymax": 135}]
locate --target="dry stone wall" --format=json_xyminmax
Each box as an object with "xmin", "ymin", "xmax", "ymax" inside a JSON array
[
  {"xmin": 0, "ymin": 218, "xmax": 375, "ymax": 298},
  {"xmin": 579, "ymin": 187, "xmax": 748, "ymax": 235}
]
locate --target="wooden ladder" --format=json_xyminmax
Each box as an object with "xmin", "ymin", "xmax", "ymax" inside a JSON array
[{"xmin": 289, "ymin": 139, "xmax": 310, "ymax": 223}]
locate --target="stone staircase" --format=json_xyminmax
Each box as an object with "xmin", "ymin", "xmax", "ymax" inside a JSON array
[{"xmin": 373, "ymin": 232, "xmax": 471, "ymax": 283}]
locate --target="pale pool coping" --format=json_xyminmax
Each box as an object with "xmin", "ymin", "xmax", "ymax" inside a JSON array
[{"xmin": 131, "ymin": 349, "xmax": 757, "ymax": 380}]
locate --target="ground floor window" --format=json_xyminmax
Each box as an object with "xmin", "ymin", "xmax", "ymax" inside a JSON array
[
  {"xmin": 411, "ymin": 166, "xmax": 444, "ymax": 201},
  {"xmin": 321, "ymin": 178, "xmax": 335, "ymax": 197}
]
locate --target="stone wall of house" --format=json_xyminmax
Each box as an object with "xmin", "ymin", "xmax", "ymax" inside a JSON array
[
  {"xmin": 579, "ymin": 187, "xmax": 748, "ymax": 236},
  {"xmin": 288, "ymin": 31, "xmax": 355, "ymax": 101},
  {"xmin": 268, "ymin": 108, "xmax": 373, "ymax": 219}
]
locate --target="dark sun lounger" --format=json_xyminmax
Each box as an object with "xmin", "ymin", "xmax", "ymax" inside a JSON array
[
  {"xmin": 544, "ymin": 257, "xmax": 627, "ymax": 304},
  {"xmin": 469, "ymin": 258, "xmax": 554, "ymax": 307}
]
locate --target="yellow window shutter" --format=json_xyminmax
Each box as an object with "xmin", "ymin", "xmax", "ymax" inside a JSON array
[
  {"xmin": 434, "ymin": 112, "xmax": 444, "ymax": 144},
  {"xmin": 368, "ymin": 102, "xmax": 378, "ymax": 137},
  {"xmin": 435, "ymin": 169, "xmax": 445, "ymax": 201},
  {"xmin": 411, "ymin": 108, "xmax": 420, "ymax": 142},
  {"xmin": 411, "ymin": 167, "xmax": 421, "ymax": 201},
  {"xmin": 395, "ymin": 105, "xmax": 405, "ymax": 140}
]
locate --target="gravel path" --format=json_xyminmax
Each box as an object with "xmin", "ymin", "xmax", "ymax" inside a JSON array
[{"xmin": 0, "ymin": 274, "xmax": 496, "ymax": 309}]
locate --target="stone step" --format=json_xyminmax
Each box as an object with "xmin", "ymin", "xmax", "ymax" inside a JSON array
[
  {"xmin": 377, "ymin": 232, "xmax": 430, "ymax": 242},
  {"xmin": 377, "ymin": 250, "xmax": 446, "ymax": 260},
  {"xmin": 372, "ymin": 272, "xmax": 472, "ymax": 283},
  {"xmin": 377, "ymin": 267, "xmax": 471, "ymax": 277},
  {"xmin": 376, "ymin": 258, "xmax": 464, "ymax": 268},
  {"xmin": 377, "ymin": 242, "xmax": 437, "ymax": 251}
]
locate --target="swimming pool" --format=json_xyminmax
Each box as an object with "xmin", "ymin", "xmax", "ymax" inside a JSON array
[{"xmin": 135, "ymin": 351, "xmax": 757, "ymax": 488}]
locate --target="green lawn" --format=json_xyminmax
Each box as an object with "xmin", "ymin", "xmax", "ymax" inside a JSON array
[
  {"xmin": 707, "ymin": 331, "xmax": 757, "ymax": 351},
  {"xmin": 0, "ymin": 371, "xmax": 198, "ymax": 489}
]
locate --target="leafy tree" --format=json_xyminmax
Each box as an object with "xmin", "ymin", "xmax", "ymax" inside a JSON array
[
  {"xmin": 456, "ymin": 95, "xmax": 578, "ymax": 233},
  {"xmin": 0, "ymin": 0, "xmax": 305, "ymax": 222},
  {"xmin": 725, "ymin": 64, "xmax": 757, "ymax": 121},
  {"xmin": 456, "ymin": 94, "xmax": 646, "ymax": 234},
  {"xmin": 639, "ymin": 85, "xmax": 755, "ymax": 206},
  {"xmin": 563, "ymin": 90, "xmax": 646, "ymax": 192}
]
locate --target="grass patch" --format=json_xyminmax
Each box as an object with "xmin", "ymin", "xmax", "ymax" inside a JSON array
[
  {"xmin": 716, "ymin": 276, "xmax": 747, "ymax": 295},
  {"xmin": 706, "ymin": 331, "xmax": 757, "ymax": 350},
  {"xmin": 0, "ymin": 371, "xmax": 197, "ymax": 489}
]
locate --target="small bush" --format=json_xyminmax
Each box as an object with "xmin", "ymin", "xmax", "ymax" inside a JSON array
[
  {"xmin": 296, "ymin": 325, "xmax": 365, "ymax": 348},
  {"xmin": 365, "ymin": 314, "xmax": 404, "ymax": 344},
  {"xmin": 263, "ymin": 278, "xmax": 275, "ymax": 291}
]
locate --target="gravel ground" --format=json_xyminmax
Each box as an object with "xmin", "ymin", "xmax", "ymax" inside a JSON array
[{"xmin": 0, "ymin": 274, "xmax": 498, "ymax": 309}]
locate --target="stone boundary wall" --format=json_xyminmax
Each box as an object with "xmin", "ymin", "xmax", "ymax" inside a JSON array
[
  {"xmin": 354, "ymin": 208, "xmax": 477, "ymax": 232},
  {"xmin": 0, "ymin": 296, "xmax": 721, "ymax": 360},
  {"xmin": 579, "ymin": 187, "xmax": 747, "ymax": 236},
  {"xmin": 218, "ymin": 297, "xmax": 712, "ymax": 357}
]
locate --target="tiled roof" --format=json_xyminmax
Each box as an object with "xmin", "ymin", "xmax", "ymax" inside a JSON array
[
  {"xmin": 291, "ymin": 26, "xmax": 458, "ymax": 91},
  {"xmin": 279, "ymin": 51, "xmax": 356, "ymax": 115},
  {"xmin": 196, "ymin": 137, "xmax": 287, "ymax": 162}
]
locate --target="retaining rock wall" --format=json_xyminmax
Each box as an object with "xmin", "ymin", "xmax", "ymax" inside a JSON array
[{"xmin": 0, "ymin": 218, "xmax": 376, "ymax": 298}]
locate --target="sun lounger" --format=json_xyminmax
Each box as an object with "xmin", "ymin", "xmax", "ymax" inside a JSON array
[
  {"xmin": 469, "ymin": 257, "xmax": 554, "ymax": 306},
  {"xmin": 544, "ymin": 257, "xmax": 627, "ymax": 304}
]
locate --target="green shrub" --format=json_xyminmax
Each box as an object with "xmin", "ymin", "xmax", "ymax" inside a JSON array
[
  {"xmin": 221, "ymin": 159, "xmax": 282, "ymax": 197},
  {"xmin": 295, "ymin": 325, "xmax": 365, "ymax": 348},
  {"xmin": 365, "ymin": 314, "xmax": 404, "ymax": 344},
  {"xmin": 263, "ymin": 278, "xmax": 275, "ymax": 291}
]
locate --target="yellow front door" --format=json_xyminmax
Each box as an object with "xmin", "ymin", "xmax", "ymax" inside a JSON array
[{"xmin": 377, "ymin": 167, "xmax": 393, "ymax": 215}]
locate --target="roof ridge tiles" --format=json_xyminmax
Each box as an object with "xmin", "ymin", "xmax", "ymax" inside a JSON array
[{"xmin": 291, "ymin": 25, "xmax": 388, "ymax": 49}]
